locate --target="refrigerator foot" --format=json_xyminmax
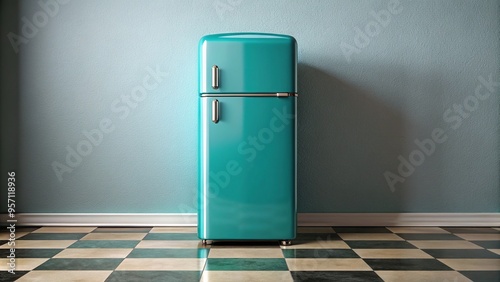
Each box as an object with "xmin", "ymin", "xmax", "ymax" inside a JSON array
[
  {"xmin": 280, "ymin": 240, "xmax": 292, "ymax": 246},
  {"xmin": 202, "ymin": 240, "xmax": 212, "ymax": 245}
]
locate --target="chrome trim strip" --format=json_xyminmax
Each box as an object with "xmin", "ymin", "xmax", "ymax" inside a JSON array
[{"xmin": 201, "ymin": 93, "xmax": 298, "ymax": 97}]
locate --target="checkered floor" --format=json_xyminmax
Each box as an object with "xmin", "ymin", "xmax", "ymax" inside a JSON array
[{"xmin": 0, "ymin": 226, "xmax": 499, "ymax": 281}]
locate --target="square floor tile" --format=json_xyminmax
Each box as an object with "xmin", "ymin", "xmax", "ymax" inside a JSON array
[
  {"xmin": 0, "ymin": 271, "xmax": 29, "ymax": 281},
  {"xmin": 365, "ymin": 259, "xmax": 452, "ymax": 270},
  {"xmin": 439, "ymin": 259, "xmax": 500, "ymax": 270},
  {"xmin": 297, "ymin": 227, "xmax": 335, "ymax": 233},
  {"xmin": 211, "ymin": 241, "xmax": 279, "ymax": 247},
  {"xmin": 423, "ymin": 249, "xmax": 500, "ymax": 258},
  {"xmin": 32, "ymin": 227, "xmax": 96, "ymax": 233},
  {"xmin": 135, "ymin": 240, "xmax": 205, "ymax": 249},
  {"xmin": 69, "ymin": 240, "xmax": 139, "ymax": 249},
  {"xmin": 286, "ymin": 258, "xmax": 371, "ymax": 271},
  {"xmin": 209, "ymin": 248, "xmax": 283, "ymax": 258},
  {"xmin": 376, "ymin": 270, "xmax": 471, "ymax": 282},
  {"xmin": 387, "ymin": 227, "xmax": 449, "ymax": 234},
  {"xmin": 291, "ymin": 271, "xmax": 383, "ymax": 282},
  {"xmin": 93, "ymin": 227, "xmax": 152, "ymax": 233},
  {"xmin": 281, "ymin": 240, "xmax": 350, "ymax": 249},
  {"xmin": 471, "ymin": 240, "xmax": 500, "ymax": 249},
  {"xmin": 456, "ymin": 234, "xmax": 500, "ymax": 241},
  {"xmin": 333, "ymin": 227, "xmax": 391, "ymax": 233},
  {"xmin": 295, "ymin": 233, "xmax": 341, "ymax": 241},
  {"xmin": 201, "ymin": 271, "xmax": 292, "ymax": 282},
  {"xmin": 0, "ymin": 240, "xmax": 76, "ymax": 249},
  {"xmin": 490, "ymin": 249, "xmax": 500, "ymax": 255},
  {"xmin": 443, "ymin": 228, "xmax": 500, "ymax": 234},
  {"xmin": 150, "ymin": 227, "xmax": 197, "ymax": 233},
  {"xmin": 0, "ymin": 258, "xmax": 48, "ymax": 271},
  {"xmin": 206, "ymin": 258, "xmax": 288, "ymax": 271},
  {"xmin": 0, "ymin": 232, "xmax": 29, "ymax": 240},
  {"xmin": 460, "ymin": 271, "xmax": 500, "ymax": 282},
  {"xmin": 282, "ymin": 249, "xmax": 359, "ymax": 259},
  {"xmin": 117, "ymin": 258, "xmax": 205, "ymax": 271},
  {"xmin": 338, "ymin": 233, "xmax": 403, "ymax": 241},
  {"xmin": 143, "ymin": 233, "xmax": 199, "ymax": 240},
  {"xmin": 408, "ymin": 240, "xmax": 482, "ymax": 249},
  {"xmin": 107, "ymin": 271, "xmax": 201, "ymax": 282},
  {"xmin": 346, "ymin": 241, "xmax": 416, "ymax": 249},
  {"xmin": 127, "ymin": 248, "xmax": 209, "ymax": 258},
  {"xmin": 354, "ymin": 249, "xmax": 432, "ymax": 259},
  {"xmin": 17, "ymin": 270, "xmax": 111, "ymax": 282},
  {"xmin": 81, "ymin": 233, "xmax": 146, "ymax": 240},
  {"xmin": 397, "ymin": 233, "xmax": 462, "ymax": 240},
  {"xmin": 35, "ymin": 258, "xmax": 123, "ymax": 270},
  {"xmin": 0, "ymin": 248, "xmax": 62, "ymax": 258},
  {"xmin": 54, "ymin": 248, "xmax": 132, "ymax": 258},
  {"xmin": 19, "ymin": 233, "xmax": 87, "ymax": 240}
]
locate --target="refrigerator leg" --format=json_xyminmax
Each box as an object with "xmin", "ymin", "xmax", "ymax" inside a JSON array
[
  {"xmin": 280, "ymin": 240, "xmax": 292, "ymax": 246},
  {"xmin": 202, "ymin": 240, "xmax": 212, "ymax": 245}
]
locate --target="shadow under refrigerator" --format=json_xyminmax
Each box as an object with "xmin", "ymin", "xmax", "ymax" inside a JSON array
[{"xmin": 198, "ymin": 33, "xmax": 297, "ymax": 245}]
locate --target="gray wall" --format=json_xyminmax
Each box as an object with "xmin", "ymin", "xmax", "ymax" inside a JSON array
[{"xmin": 1, "ymin": 0, "xmax": 498, "ymax": 213}]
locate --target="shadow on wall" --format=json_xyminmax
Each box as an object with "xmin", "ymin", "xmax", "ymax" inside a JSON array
[{"xmin": 297, "ymin": 63, "xmax": 415, "ymax": 213}]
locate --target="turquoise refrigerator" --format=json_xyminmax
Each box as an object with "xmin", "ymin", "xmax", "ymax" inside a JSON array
[{"xmin": 198, "ymin": 33, "xmax": 297, "ymax": 245}]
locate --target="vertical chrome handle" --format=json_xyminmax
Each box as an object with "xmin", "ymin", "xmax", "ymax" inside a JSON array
[
  {"xmin": 212, "ymin": 65, "xmax": 219, "ymax": 89},
  {"xmin": 212, "ymin": 99, "xmax": 219, "ymax": 123}
]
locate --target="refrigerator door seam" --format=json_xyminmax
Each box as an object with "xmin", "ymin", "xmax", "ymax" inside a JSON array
[{"xmin": 201, "ymin": 93, "xmax": 298, "ymax": 97}]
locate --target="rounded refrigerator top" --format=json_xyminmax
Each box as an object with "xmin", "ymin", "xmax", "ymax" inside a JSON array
[{"xmin": 199, "ymin": 33, "xmax": 297, "ymax": 94}]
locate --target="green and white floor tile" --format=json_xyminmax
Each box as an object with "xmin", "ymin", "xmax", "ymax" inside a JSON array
[{"xmin": 0, "ymin": 226, "xmax": 499, "ymax": 281}]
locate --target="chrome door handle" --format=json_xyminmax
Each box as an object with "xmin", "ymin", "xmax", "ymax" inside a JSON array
[
  {"xmin": 212, "ymin": 65, "xmax": 219, "ymax": 89},
  {"xmin": 212, "ymin": 99, "xmax": 219, "ymax": 123}
]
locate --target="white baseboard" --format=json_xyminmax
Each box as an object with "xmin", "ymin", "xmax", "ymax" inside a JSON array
[
  {"xmin": 297, "ymin": 213, "xmax": 500, "ymax": 227},
  {"xmin": 1, "ymin": 213, "xmax": 498, "ymax": 227},
  {"xmin": 2, "ymin": 213, "xmax": 197, "ymax": 227}
]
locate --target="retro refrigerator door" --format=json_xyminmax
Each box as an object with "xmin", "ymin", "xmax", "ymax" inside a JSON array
[{"xmin": 198, "ymin": 97, "xmax": 296, "ymax": 240}]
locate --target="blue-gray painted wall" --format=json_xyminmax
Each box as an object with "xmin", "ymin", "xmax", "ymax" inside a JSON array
[{"xmin": 2, "ymin": 0, "xmax": 499, "ymax": 213}]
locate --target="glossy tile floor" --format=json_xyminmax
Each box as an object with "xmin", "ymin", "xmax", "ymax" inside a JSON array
[{"xmin": 1, "ymin": 226, "xmax": 499, "ymax": 281}]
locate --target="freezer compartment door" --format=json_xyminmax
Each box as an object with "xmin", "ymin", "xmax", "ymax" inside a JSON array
[
  {"xmin": 199, "ymin": 33, "xmax": 297, "ymax": 94},
  {"xmin": 198, "ymin": 97, "xmax": 296, "ymax": 240}
]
